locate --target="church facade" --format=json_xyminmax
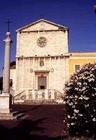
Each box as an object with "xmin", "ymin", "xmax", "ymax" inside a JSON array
[{"xmin": 10, "ymin": 19, "xmax": 96, "ymax": 104}]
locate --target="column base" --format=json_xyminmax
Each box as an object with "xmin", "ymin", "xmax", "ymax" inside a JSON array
[
  {"xmin": 0, "ymin": 113, "xmax": 16, "ymax": 120},
  {"xmin": 0, "ymin": 93, "xmax": 15, "ymax": 120},
  {"xmin": 0, "ymin": 93, "xmax": 10, "ymax": 113}
]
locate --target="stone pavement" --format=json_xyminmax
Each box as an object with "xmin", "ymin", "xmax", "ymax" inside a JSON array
[{"xmin": 0, "ymin": 104, "xmax": 67, "ymax": 140}]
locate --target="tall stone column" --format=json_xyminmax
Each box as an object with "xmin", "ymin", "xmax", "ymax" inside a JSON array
[
  {"xmin": 0, "ymin": 32, "xmax": 12, "ymax": 115},
  {"xmin": 3, "ymin": 32, "xmax": 12, "ymax": 93}
]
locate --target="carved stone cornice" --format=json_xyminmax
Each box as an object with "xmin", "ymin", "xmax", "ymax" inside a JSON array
[{"xmin": 16, "ymin": 53, "xmax": 70, "ymax": 59}]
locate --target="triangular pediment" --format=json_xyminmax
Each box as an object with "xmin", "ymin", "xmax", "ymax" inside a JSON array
[{"xmin": 16, "ymin": 19, "xmax": 68, "ymax": 32}]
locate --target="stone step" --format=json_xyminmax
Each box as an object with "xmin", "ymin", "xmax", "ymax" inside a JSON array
[
  {"xmin": 11, "ymin": 110, "xmax": 20, "ymax": 115},
  {"xmin": 0, "ymin": 112, "xmax": 16, "ymax": 120},
  {"xmin": 0, "ymin": 111, "xmax": 28, "ymax": 120},
  {"xmin": 23, "ymin": 99, "xmax": 57, "ymax": 105},
  {"xmin": 11, "ymin": 110, "xmax": 28, "ymax": 120},
  {"xmin": 17, "ymin": 114, "xmax": 28, "ymax": 120},
  {"xmin": 15, "ymin": 112, "xmax": 25, "ymax": 120}
]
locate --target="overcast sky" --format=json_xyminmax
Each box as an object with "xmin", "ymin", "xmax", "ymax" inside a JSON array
[{"xmin": 0, "ymin": 0, "xmax": 96, "ymax": 76}]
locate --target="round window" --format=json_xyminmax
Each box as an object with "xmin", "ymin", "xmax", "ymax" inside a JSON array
[{"xmin": 37, "ymin": 37, "xmax": 47, "ymax": 47}]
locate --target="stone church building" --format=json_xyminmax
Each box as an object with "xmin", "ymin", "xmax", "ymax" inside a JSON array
[{"xmin": 10, "ymin": 19, "xmax": 96, "ymax": 104}]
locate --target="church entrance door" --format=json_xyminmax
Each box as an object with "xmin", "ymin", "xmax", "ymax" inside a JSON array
[{"xmin": 38, "ymin": 76, "xmax": 47, "ymax": 90}]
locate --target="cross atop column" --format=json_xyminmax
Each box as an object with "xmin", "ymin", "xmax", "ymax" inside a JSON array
[{"xmin": 5, "ymin": 19, "xmax": 12, "ymax": 32}]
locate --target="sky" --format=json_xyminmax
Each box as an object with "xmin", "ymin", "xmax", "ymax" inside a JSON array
[{"xmin": 0, "ymin": 0, "xmax": 96, "ymax": 76}]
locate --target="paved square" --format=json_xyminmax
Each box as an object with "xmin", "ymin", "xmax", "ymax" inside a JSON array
[{"xmin": 0, "ymin": 104, "xmax": 67, "ymax": 140}]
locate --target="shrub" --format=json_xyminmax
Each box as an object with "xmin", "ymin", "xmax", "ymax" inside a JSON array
[{"xmin": 64, "ymin": 63, "xmax": 96, "ymax": 138}]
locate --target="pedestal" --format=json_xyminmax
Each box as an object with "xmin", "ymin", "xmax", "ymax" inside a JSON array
[
  {"xmin": 0, "ymin": 93, "xmax": 15, "ymax": 120},
  {"xmin": 0, "ymin": 93, "xmax": 10, "ymax": 113}
]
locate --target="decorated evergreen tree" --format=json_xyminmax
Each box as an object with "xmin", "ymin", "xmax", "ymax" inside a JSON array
[{"xmin": 64, "ymin": 63, "xmax": 96, "ymax": 137}]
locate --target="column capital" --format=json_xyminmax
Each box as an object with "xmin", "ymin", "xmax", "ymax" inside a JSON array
[{"xmin": 3, "ymin": 32, "xmax": 12, "ymax": 44}]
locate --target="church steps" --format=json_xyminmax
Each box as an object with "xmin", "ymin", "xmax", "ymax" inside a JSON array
[{"xmin": 11, "ymin": 89, "xmax": 64, "ymax": 104}]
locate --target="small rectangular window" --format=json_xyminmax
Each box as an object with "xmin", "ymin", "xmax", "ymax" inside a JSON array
[{"xmin": 75, "ymin": 65, "xmax": 80, "ymax": 72}]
